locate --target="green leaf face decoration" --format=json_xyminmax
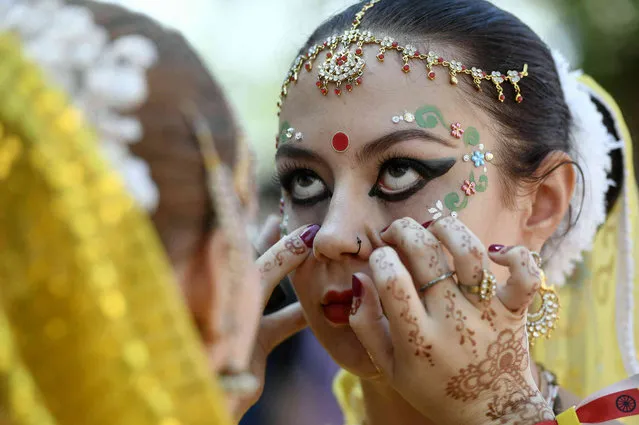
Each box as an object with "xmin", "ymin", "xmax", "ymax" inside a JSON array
[
  {"xmin": 415, "ymin": 105, "xmax": 447, "ymax": 129},
  {"xmin": 463, "ymin": 127, "xmax": 480, "ymax": 146},
  {"xmin": 277, "ymin": 121, "xmax": 303, "ymax": 147},
  {"xmin": 278, "ymin": 121, "xmax": 291, "ymax": 146},
  {"xmin": 444, "ymin": 191, "xmax": 469, "ymax": 212}
]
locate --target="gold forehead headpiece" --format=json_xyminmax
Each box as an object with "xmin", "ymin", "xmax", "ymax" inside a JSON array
[{"xmin": 277, "ymin": 0, "xmax": 528, "ymax": 112}]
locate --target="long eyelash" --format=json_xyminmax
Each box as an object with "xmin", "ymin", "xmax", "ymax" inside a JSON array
[{"xmin": 273, "ymin": 161, "xmax": 310, "ymax": 188}]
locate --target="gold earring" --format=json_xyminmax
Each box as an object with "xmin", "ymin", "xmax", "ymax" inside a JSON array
[{"xmin": 527, "ymin": 253, "xmax": 560, "ymax": 346}]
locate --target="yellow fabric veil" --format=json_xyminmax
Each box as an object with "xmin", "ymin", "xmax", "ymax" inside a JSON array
[
  {"xmin": 0, "ymin": 29, "xmax": 232, "ymax": 425},
  {"xmin": 532, "ymin": 76, "xmax": 639, "ymax": 420},
  {"xmin": 333, "ymin": 77, "xmax": 639, "ymax": 424}
]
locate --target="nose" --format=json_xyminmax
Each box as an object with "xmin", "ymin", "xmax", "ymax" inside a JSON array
[{"xmin": 312, "ymin": 193, "xmax": 377, "ymax": 262}]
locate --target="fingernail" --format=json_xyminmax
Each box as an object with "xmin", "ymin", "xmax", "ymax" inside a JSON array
[
  {"xmin": 489, "ymin": 244, "xmax": 505, "ymax": 253},
  {"xmin": 300, "ymin": 224, "xmax": 320, "ymax": 248},
  {"xmin": 422, "ymin": 220, "xmax": 433, "ymax": 229},
  {"xmin": 352, "ymin": 275, "xmax": 363, "ymax": 297},
  {"xmin": 381, "ymin": 225, "xmax": 390, "ymax": 233}
]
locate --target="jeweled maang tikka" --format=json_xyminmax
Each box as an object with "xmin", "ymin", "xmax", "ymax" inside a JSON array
[{"xmin": 277, "ymin": 0, "xmax": 529, "ymax": 114}]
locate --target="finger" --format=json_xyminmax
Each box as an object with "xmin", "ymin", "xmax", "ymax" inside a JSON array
[
  {"xmin": 488, "ymin": 245, "xmax": 542, "ymax": 314},
  {"xmin": 228, "ymin": 265, "xmax": 263, "ymax": 372},
  {"xmin": 429, "ymin": 217, "xmax": 488, "ymax": 307},
  {"xmin": 260, "ymin": 302, "xmax": 307, "ymax": 353},
  {"xmin": 257, "ymin": 224, "xmax": 319, "ymax": 308},
  {"xmin": 349, "ymin": 273, "xmax": 393, "ymax": 377},
  {"xmin": 380, "ymin": 217, "xmax": 453, "ymax": 311},
  {"xmin": 254, "ymin": 214, "xmax": 281, "ymax": 255},
  {"xmin": 369, "ymin": 247, "xmax": 435, "ymax": 364}
]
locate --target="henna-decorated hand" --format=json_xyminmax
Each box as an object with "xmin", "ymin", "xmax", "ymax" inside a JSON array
[
  {"xmin": 349, "ymin": 216, "xmax": 554, "ymax": 425},
  {"xmin": 228, "ymin": 218, "xmax": 317, "ymax": 419}
]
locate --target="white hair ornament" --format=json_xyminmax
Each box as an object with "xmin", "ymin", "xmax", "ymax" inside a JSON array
[
  {"xmin": 548, "ymin": 51, "xmax": 638, "ymax": 375},
  {"xmin": 1, "ymin": 0, "xmax": 160, "ymax": 212}
]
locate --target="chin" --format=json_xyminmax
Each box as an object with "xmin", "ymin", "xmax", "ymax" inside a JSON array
[{"xmin": 307, "ymin": 312, "xmax": 383, "ymax": 379}]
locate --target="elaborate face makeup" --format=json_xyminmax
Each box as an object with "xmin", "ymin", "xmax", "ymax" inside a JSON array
[
  {"xmin": 389, "ymin": 104, "xmax": 495, "ymax": 219},
  {"xmin": 273, "ymin": 0, "xmax": 535, "ymax": 378}
]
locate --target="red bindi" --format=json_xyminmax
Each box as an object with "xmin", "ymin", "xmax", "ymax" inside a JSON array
[{"xmin": 331, "ymin": 132, "xmax": 350, "ymax": 152}]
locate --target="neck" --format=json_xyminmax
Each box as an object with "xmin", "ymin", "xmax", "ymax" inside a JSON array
[{"xmin": 360, "ymin": 378, "xmax": 434, "ymax": 425}]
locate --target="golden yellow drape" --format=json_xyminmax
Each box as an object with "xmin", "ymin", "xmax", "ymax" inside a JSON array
[
  {"xmin": 333, "ymin": 76, "xmax": 639, "ymax": 424},
  {"xmin": 0, "ymin": 32, "xmax": 232, "ymax": 425}
]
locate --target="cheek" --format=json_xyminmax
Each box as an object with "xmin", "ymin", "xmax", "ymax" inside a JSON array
[
  {"xmin": 285, "ymin": 202, "xmax": 329, "ymax": 231},
  {"xmin": 456, "ymin": 183, "xmax": 527, "ymax": 270}
]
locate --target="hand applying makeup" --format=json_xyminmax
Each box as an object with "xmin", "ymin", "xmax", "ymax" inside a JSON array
[
  {"xmin": 229, "ymin": 218, "xmax": 319, "ymax": 420},
  {"xmin": 348, "ymin": 216, "xmax": 554, "ymax": 425}
]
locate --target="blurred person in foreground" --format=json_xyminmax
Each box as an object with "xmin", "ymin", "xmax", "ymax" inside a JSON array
[{"xmin": 0, "ymin": 1, "xmax": 309, "ymax": 424}]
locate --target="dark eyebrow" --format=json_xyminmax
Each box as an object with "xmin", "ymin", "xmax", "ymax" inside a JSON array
[
  {"xmin": 275, "ymin": 143, "xmax": 327, "ymax": 166},
  {"xmin": 355, "ymin": 129, "xmax": 457, "ymax": 164}
]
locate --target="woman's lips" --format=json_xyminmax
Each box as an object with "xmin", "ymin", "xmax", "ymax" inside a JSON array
[{"xmin": 322, "ymin": 289, "xmax": 353, "ymax": 325}]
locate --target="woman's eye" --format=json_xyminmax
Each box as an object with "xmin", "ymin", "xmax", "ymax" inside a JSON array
[
  {"xmin": 377, "ymin": 164, "xmax": 422, "ymax": 194},
  {"xmin": 290, "ymin": 172, "xmax": 326, "ymax": 200}
]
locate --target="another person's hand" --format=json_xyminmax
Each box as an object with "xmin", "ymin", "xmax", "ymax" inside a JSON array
[
  {"xmin": 349, "ymin": 216, "xmax": 554, "ymax": 425},
  {"xmin": 228, "ymin": 218, "xmax": 319, "ymax": 419}
]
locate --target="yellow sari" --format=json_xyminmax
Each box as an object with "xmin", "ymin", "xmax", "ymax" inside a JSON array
[
  {"xmin": 0, "ymin": 31, "xmax": 232, "ymax": 425},
  {"xmin": 333, "ymin": 76, "xmax": 639, "ymax": 424}
]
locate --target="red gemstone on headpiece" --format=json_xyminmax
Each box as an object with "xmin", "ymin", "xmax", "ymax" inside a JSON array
[
  {"xmin": 356, "ymin": 77, "xmax": 363, "ymax": 85},
  {"xmin": 305, "ymin": 63, "xmax": 312, "ymax": 71},
  {"xmin": 327, "ymin": 52, "xmax": 333, "ymax": 58},
  {"xmin": 482, "ymin": 71, "xmax": 487, "ymax": 77},
  {"xmin": 356, "ymin": 48, "xmax": 363, "ymax": 55},
  {"xmin": 337, "ymin": 59, "xmax": 344, "ymax": 66},
  {"xmin": 392, "ymin": 41, "xmax": 398, "ymax": 47},
  {"xmin": 403, "ymin": 64, "xmax": 410, "ymax": 72},
  {"xmin": 289, "ymin": 76, "xmax": 295, "ymax": 82},
  {"xmin": 414, "ymin": 51, "xmax": 420, "ymax": 56},
  {"xmin": 323, "ymin": 41, "xmax": 328, "ymax": 46},
  {"xmin": 335, "ymin": 88, "xmax": 341, "ymax": 96},
  {"xmin": 428, "ymin": 71, "xmax": 436, "ymax": 80},
  {"xmin": 461, "ymin": 65, "xmax": 467, "ymax": 71},
  {"xmin": 516, "ymin": 94, "xmax": 523, "ymax": 103},
  {"xmin": 332, "ymin": 132, "xmax": 350, "ymax": 152},
  {"xmin": 316, "ymin": 81, "xmax": 322, "ymax": 87},
  {"xmin": 498, "ymin": 94, "xmax": 505, "ymax": 102},
  {"xmin": 377, "ymin": 53, "xmax": 385, "ymax": 61},
  {"xmin": 437, "ymin": 57, "xmax": 444, "ymax": 63},
  {"xmin": 346, "ymin": 84, "xmax": 353, "ymax": 92},
  {"xmin": 321, "ymin": 88, "xmax": 328, "ymax": 95}
]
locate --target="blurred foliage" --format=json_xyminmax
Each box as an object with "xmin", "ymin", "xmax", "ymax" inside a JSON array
[{"xmin": 558, "ymin": 0, "xmax": 639, "ymax": 166}]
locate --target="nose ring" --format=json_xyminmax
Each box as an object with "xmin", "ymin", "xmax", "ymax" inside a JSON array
[{"xmin": 354, "ymin": 236, "xmax": 362, "ymax": 255}]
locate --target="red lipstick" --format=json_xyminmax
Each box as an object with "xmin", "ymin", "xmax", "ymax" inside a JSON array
[{"xmin": 321, "ymin": 289, "xmax": 353, "ymax": 325}]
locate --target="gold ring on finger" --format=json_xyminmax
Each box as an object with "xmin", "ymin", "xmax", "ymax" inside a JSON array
[{"xmin": 459, "ymin": 269, "xmax": 496, "ymax": 302}]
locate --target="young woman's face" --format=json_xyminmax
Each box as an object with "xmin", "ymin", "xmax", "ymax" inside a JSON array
[{"xmin": 277, "ymin": 50, "xmax": 529, "ymax": 377}]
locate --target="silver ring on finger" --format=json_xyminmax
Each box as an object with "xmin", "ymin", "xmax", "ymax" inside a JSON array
[
  {"xmin": 459, "ymin": 269, "xmax": 497, "ymax": 302},
  {"xmin": 419, "ymin": 270, "xmax": 456, "ymax": 292}
]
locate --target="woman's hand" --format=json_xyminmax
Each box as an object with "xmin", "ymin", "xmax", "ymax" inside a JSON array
[
  {"xmin": 227, "ymin": 218, "xmax": 319, "ymax": 419},
  {"xmin": 349, "ymin": 216, "xmax": 554, "ymax": 425}
]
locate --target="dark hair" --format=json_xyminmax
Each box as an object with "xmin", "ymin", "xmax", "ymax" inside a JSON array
[
  {"xmin": 77, "ymin": 1, "xmax": 239, "ymax": 263},
  {"xmin": 296, "ymin": 0, "xmax": 623, "ymax": 218}
]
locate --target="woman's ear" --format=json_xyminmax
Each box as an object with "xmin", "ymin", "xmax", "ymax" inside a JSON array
[
  {"xmin": 524, "ymin": 151, "xmax": 576, "ymax": 248},
  {"xmin": 178, "ymin": 228, "xmax": 230, "ymax": 372}
]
